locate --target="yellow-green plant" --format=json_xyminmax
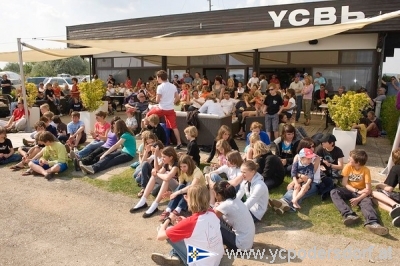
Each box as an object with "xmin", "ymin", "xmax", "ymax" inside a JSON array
[
  {"xmin": 327, "ymin": 91, "xmax": 370, "ymax": 131},
  {"xmin": 79, "ymin": 79, "xmax": 106, "ymax": 112},
  {"xmin": 24, "ymin": 82, "xmax": 38, "ymax": 107}
]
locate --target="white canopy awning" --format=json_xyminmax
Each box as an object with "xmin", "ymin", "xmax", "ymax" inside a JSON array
[
  {"xmin": 0, "ymin": 47, "xmax": 111, "ymax": 63},
  {"xmin": 0, "ymin": 10, "xmax": 399, "ymax": 63},
  {"xmin": 52, "ymin": 10, "xmax": 400, "ymax": 57}
]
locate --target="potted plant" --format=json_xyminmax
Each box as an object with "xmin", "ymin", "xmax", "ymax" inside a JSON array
[
  {"xmin": 327, "ymin": 91, "xmax": 370, "ymax": 160},
  {"xmin": 78, "ymin": 79, "xmax": 107, "ymax": 133},
  {"xmin": 23, "ymin": 82, "xmax": 40, "ymax": 128}
]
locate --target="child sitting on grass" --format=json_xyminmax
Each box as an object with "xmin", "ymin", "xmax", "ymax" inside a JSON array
[
  {"xmin": 372, "ymin": 148, "xmax": 400, "ymax": 227},
  {"xmin": 0, "ymin": 126, "xmax": 22, "ymax": 165},
  {"xmin": 330, "ymin": 149, "xmax": 389, "ymax": 235},
  {"xmin": 27, "ymin": 131, "xmax": 68, "ymax": 180},
  {"xmin": 178, "ymin": 126, "xmax": 200, "ymax": 166},
  {"xmin": 52, "ymin": 115, "xmax": 68, "ymax": 144},
  {"xmin": 290, "ymin": 148, "xmax": 315, "ymax": 209},
  {"xmin": 125, "ymin": 108, "xmax": 138, "ymax": 133},
  {"xmin": 11, "ymin": 121, "xmax": 46, "ymax": 171}
]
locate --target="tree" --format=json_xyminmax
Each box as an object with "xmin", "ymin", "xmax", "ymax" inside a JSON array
[
  {"xmin": 30, "ymin": 56, "xmax": 89, "ymax": 77},
  {"xmin": 2, "ymin": 62, "xmax": 34, "ymax": 76},
  {"xmin": 3, "ymin": 62, "xmax": 20, "ymax": 73}
]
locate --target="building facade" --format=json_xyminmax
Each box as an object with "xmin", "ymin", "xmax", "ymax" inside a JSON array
[{"xmin": 66, "ymin": 0, "xmax": 400, "ymax": 93}]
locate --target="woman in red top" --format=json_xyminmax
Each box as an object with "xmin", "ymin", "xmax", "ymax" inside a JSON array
[
  {"xmin": 135, "ymin": 77, "xmax": 142, "ymax": 89},
  {"xmin": 125, "ymin": 76, "xmax": 132, "ymax": 89}
]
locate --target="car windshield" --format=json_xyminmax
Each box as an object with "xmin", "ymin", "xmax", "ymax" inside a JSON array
[{"xmin": 64, "ymin": 78, "xmax": 73, "ymax": 84}]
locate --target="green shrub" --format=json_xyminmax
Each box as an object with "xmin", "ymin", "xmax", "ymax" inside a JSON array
[{"xmin": 380, "ymin": 96, "xmax": 400, "ymax": 143}]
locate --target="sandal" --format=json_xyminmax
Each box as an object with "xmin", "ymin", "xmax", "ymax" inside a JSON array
[
  {"xmin": 137, "ymin": 188, "xmax": 145, "ymax": 198},
  {"xmin": 10, "ymin": 165, "xmax": 23, "ymax": 170},
  {"xmin": 22, "ymin": 170, "xmax": 33, "ymax": 176},
  {"xmin": 159, "ymin": 210, "xmax": 170, "ymax": 222}
]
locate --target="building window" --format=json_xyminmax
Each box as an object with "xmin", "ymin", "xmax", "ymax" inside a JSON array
[
  {"xmin": 96, "ymin": 58, "xmax": 112, "ymax": 68},
  {"xmin": 190, "ymin": 55, "xmax": 226, "ymax": 65},
  {"xmin": 229, "ymin": 53, "xmax": 252, "ymax": 66},
  {"xmin": 114, "ymin": 57, "xmax": 142, "ymax": 68},
  {"xmin": 143, "ymin": 56, "xmax": 162, "ymax": 67},
  {"xmin": 168, "ymin": 57, "xmax": 187, "ymax": 67},
  {"xmin": 341, "ymin": 51, "xmax": 374, "ymax": 64},
  {"xmin": 260, "ymin": 52, "xmax": 288, "ymax": 65},
  {"xmin": 313, "ymin": 67, "xmax": 372, "ymax": 92},
  {"xmin": 228, "ymin": 69, "xmax": 245, "ymax": 84},
  {"xmin": 291, "ymin": 51, "xmax": 339, "ymax": 65}
]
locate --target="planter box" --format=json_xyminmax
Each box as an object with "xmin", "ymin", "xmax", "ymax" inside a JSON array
[
  {"xmin": 28, "ymin": 107, "xmax": 40, "ymax": 131},
  {"xmin": 332, "ymin": 128, "xmax": 357, "ymax": 162}
]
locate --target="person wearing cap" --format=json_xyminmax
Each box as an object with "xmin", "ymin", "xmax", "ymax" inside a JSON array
[
  {"xmin": 317, "ymin": 133, "xmax": 344, "ymax": 180},
  {"xmin": 316, "ymin": 133, "xmax": 344, "ymax": 200},
  {"xmin": 289, "ymin": 74, "xmax": 304, "ymax": 122},
  {"xmin": 290, "ymin": 148, "xmax": 315, "ymax": 209}
]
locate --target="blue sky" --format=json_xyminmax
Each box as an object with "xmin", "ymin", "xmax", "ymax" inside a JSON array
[{"xmin": 0, "ymin": 0, "xmax": 398, "ymax": 73}]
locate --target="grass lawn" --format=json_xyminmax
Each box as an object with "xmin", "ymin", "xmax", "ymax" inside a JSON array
[{"xmin": 79, "ymin": 168, "xmax": 400, "ymax": 248}]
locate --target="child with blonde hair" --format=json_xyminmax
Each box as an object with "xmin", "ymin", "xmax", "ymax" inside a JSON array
[
  {"xmin": 215, "ymin": 139, "xmax": 232, "ymax": 167},
  {"xmin": 245, "ymin": 133, "xmax": 260, "ymax": 161}
]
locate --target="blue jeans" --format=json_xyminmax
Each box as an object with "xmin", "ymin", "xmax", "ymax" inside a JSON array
[
  {"xmin": 136, "ymin": 161, "xmax": 152, "ymax": 188},
  {"xmin": 0, "ymin": 154, "xmax": 22, "ymax": 165},
  {"xmin": 92, "ymin": 151, "xmax": 134, "ymax": 173},
  {"xmin": 295, "ymin": 95, "xmax": 303, "ymax": 121},
  {"xmin": 168, "ymin": 239, "xmax": 188, "ymax": 266},
  {"xmin": 167, "ymin": 184, "xmax": 188, "ymax": 212},
  {"xmin": 211, "ymin": 173, "xmax": 240, "ymax": 192},
  {"xmin": 282, "ymin": 182, "xmax": 319, "ymax": 209},
  {"xmin": 77, "ymin": 140, "xmax": 104, "ymax": 158}
]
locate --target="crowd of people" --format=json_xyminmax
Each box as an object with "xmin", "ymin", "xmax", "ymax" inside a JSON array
[{"xmin": 0, "ymin": 69, "xmax": 399, "ymax": 266}]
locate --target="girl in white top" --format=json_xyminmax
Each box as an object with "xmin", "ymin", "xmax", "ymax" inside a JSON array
[
  {"xmin": 198, "ymin": 92, "xmax": 225, "ymax": 117},
  {"xmin": 236, "ymin": 160, "xmax": 269, "ymax": 222},
  {"xmin": 206, "ymin": 151, "xmax": 243, "ymax": 206},
  {"xmin": 214, "ymin": 180, "xmax": 255, "ymax": 251}
]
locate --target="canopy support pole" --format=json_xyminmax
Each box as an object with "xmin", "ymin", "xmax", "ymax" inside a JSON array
[{"xmin": 17, "ymin": 38, "xmax": 31, "ymax": 132}]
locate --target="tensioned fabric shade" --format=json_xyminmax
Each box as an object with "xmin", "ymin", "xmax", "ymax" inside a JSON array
[
  {"xmin": 0, "ymin": 47, "xmax": 110, "ymax": 62},
  {"xmin": 53, "ymin": 11, "xmax": 400, "ymax": 57}
]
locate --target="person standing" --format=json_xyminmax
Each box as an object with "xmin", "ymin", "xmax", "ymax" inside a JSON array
[
  {"xmin": 0, "ymin": 74, "xmax": 12, "ymax": 95},
  {"xmin": 247, "ymin": 71, "xmax": 259, "ymax": 90},
  {"xmin": 259, "ymin": 75, "xmax": 268, "ymax": 95},
  {"xmin": 289, "ymin": 74, "xmax": 304, "ymax": 122},
  {"xmin": 382, "ymin": 76, "xmax": 400, "ymax": 96},
  {"xmin": 146, "ymin": 70, "xmax": 182, "ymax": 149},
  {"xmin": 302, "ymin": 77, "xmax": 314, "ymax": 126}
]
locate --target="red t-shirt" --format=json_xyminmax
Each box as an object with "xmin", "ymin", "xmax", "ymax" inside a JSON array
[
  {"xmin": 94, "ymin": 122, "xmax": 111, "ymax": 139},
  {"xmin": 71, "ymin": 84, "xmax": 80, "ymax": 99},
  {"xmin": 13, "ymin": 108, "xmax": 29, "ymax": 121},
  {"xmin": 53, "ymin": 86, "xmax": 61, "ymax": 98},
  {"xmin": 166, "ymin": 211, "xmax": 224, "ymax": 265}
]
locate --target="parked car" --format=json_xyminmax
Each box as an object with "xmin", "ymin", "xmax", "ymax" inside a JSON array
[
  {"xmin": 27, "ymin": 77, "xmax": 47, "ymax": 88},
  {"xmin": 0, "ymin": 71, "xmax": 22, "ymax": 88},
  {"xmin": 43, "ymin": 77, "xmax": 73, "ymax": 90},
  {"xmin": 57, "ymin": 73, "xmax": 71, "ymax": 78}
]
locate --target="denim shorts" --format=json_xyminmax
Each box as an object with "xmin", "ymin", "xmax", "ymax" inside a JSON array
[{"xmin": 32, "ymin": 159, "xmax": 68, "ymax": 172}]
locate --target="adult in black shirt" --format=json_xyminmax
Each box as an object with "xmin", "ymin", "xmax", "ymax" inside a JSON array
[
  {"xmin": 316, "ymin": 133, "xmax": 344, "ymax": 179},
  {"xmin": 44, "ymin": 84, "xmax": 59, "ymax": 115},
  {"xmin": 264, "ymin": 85, "xmax": 283, "ymax": 140},
  {"xmin": 255, "ymin": 150, "xmax": 285, "ymax": 190},
  {"xmin": 1, "ymin": 75, "xmax": 12, "ymax": 95}
]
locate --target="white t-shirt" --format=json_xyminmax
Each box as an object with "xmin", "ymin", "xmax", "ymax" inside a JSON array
[
  {"xmin": 212, "ymin": 165, "xmax": 241, "ymax": 180},
  {"xmin": 287, "ymin": 97, "xmax": 296, "ymax": 114},
  {"xmin": 157, "ymin": 82, "xmax": 177, "ymax": 110},
  {"xmin": 198, "ymin": 100, "xmax": 225, "ymax": 117},
  {"xmin": 220, "ymin": 99, "xmax": 236, "ymax": 115},
  {"xmin": 248, "ymin": 77, "xmax": 259, "ymax": 87},
  {"xmin": 289, "ymin": 81, "xmax": 304, "ymax": 96},
  {"xmin": 217, "ymin": 198, "xmax": 255, "ymax": 250},
  {"xmin": 191, "ymin": 97, "xmax": 205, "ymax": 109}
]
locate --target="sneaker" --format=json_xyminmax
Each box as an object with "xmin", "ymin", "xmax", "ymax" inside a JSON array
[
  {"xmin": 392, "ymin": 216, "xmax": 400, "ymax": 227},
  {"xmin": 22, "ymin": 138, "xmax": 31, "ymax": 147},
  {"xmin": 151, "ymin": 253, "xmax": 181, "ymax": 265},
  {"xmin": 274, "ymin": 207, "xmax": 284, "ymax": 215},
  {"xmin": 79, "ymin": 161, "xmax": 95, "ymax": 175},
  {"xmin": 175, "ymin": 144, "xmax": 183, "ymax": 150},
  {"xmin": 159, "ymin": 211, "xmax": 170, "ymax": 222},
  {"xmin": 343, "ymin": 215, "xmax": 361, "ymax": 226},
  {"xmin": 270, "ymin": 199, "xmax": 290, "ymax": 212},
  {"xmin": 389, "ymin": 204, "xmax": 400, "ymax": 219},
  {"xmin": 44, "ymin": 172, "xmax": 54, "ymax": 180},
  {"xmin": 365, "ymin": 223, "xmax": 389, "ymax": 236}
]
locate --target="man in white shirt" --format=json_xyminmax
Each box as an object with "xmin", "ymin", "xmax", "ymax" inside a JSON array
[
  {"xmin": 247, "ymin": 71, "xmax": 259, "ymax": 90},
  {"xmin": 188, "ymin": 89, "xmax": 205, "ymax": 111},
  {"xmin": 220, "ymin": 91, "xmax": 236, "ymax": 115},
  {"xmin": 289, "ymin": 74, "xmax": 304, "ymax": 122},
  {"xmin": 145, "ymin": 70, "xmax": 182, "ymax": 149}
]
